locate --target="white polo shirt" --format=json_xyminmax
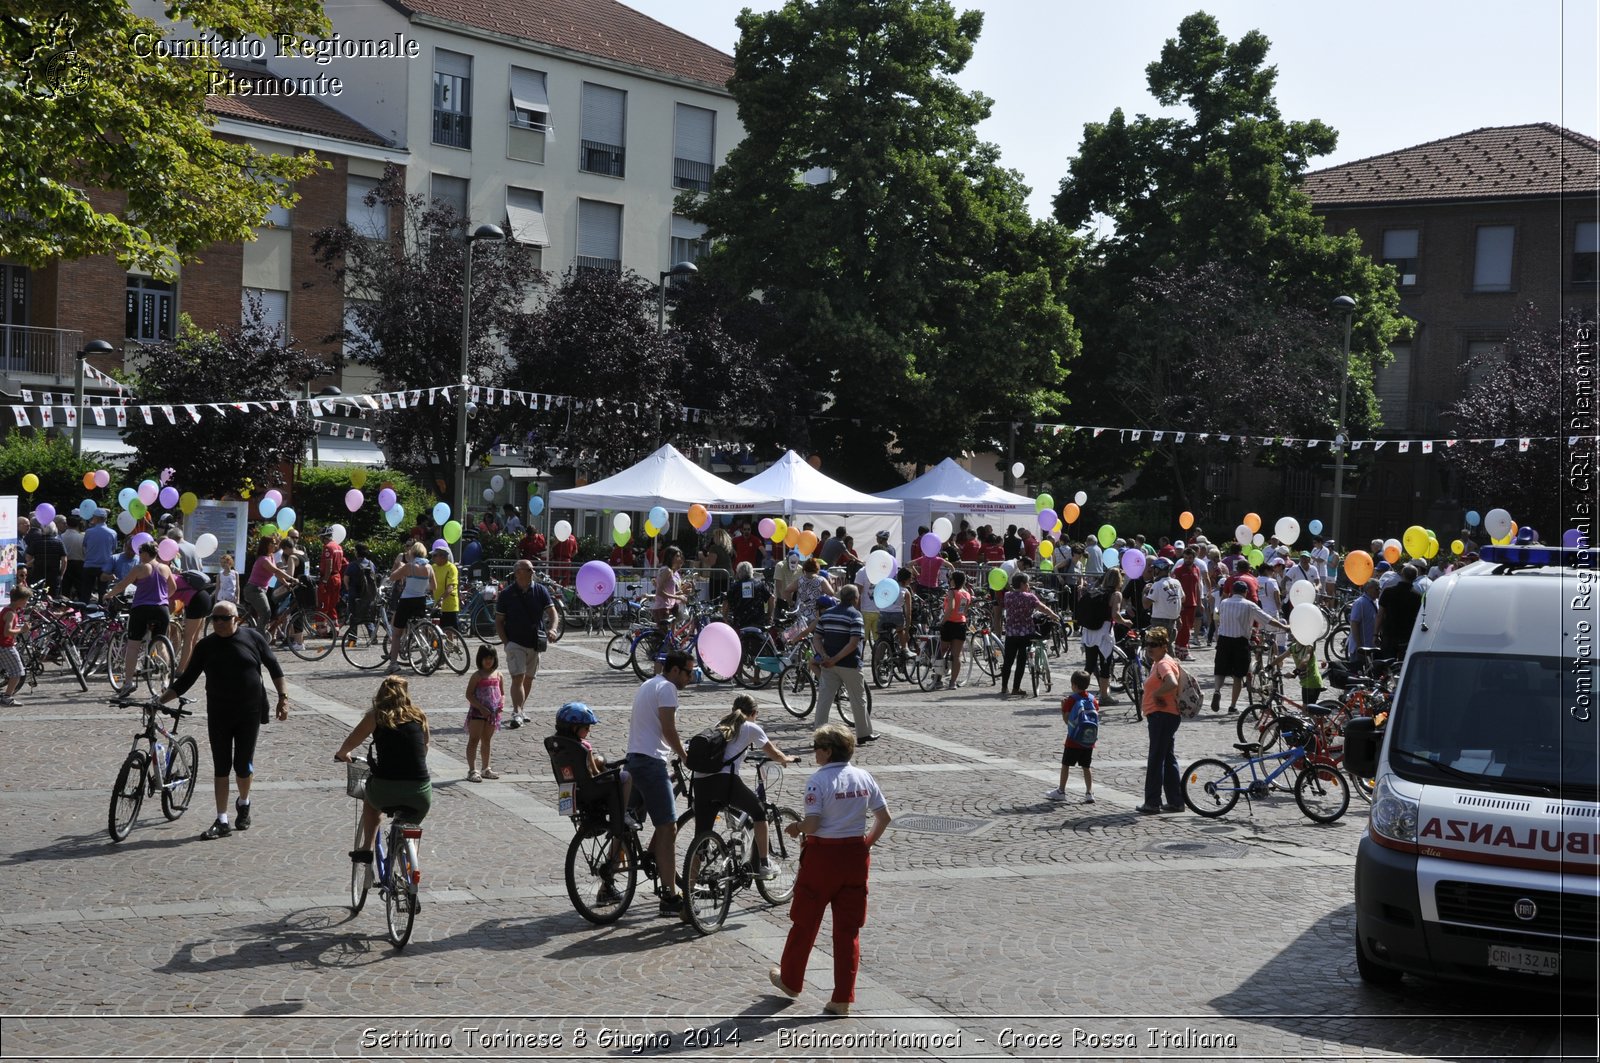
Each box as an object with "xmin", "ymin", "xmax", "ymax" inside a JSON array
[{"xmin": 804, "ymin": 761, "xmax": 887, "ymax": 838}]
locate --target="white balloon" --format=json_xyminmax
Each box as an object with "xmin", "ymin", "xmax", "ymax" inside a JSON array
[
  {"xmin": 1074, "ymin": 491, "xmax": 1088, "ymax": 507},
  {"xmin": 117, "ymin": 511, "xmax": 136, "ymax": 534},
  {"xmin": 328, "ymin": 523, "xmax": 347, "ymax": 546},
  {"xmin": 1288, "ymin": 579, "xmax": 1318, "ymax": 607},
  {"xmin": 932, "ymin": 516, "xmax": 953, "ymax": 542},
  {"xmin": 482, "ymin": 488, "xmax": 496, "ymax": 502},
  {"xmin": 864, "ymin": 550, "xmax": 896, "ymax": 584},
  {"xmin": 1010, "ymin": 462, "xmax": 1025, "ymax": 478},
  {"xmin": 553, "ymin": 519, "xmax": 572, "ymax": 543},
  {"xmin": 613, "ymin": 512, "xmax": 632, "ymax": 532},
  {"xmin": 1484, "ymin": 507, "xmax": 1513, "ymax": 540},
  {"xmin": 1252, "ymin": 533, "xmax": 1264, "ymax": 547},
  {"xmin": 194, "ymin": 532, "xmax": 218, "ymax": 559},
  {"xmin": 490, "ymin": 474, "xmax": 505, "ymax": 491},
  {"xmin": 1235, "ymin": 524, "xmax": 1253, "ymax": 544},
  {"xmin": 1289, "ymin": 601, "xmax": 1328, "ymax": 646},
  {"xmin": 1274, "ymin": 516, "xmax": 1300, "ymax": 546}
]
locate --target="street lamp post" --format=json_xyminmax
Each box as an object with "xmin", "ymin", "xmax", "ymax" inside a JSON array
[
  {"xmin": 455, "ymin": 224, "xmax": 505, "ymax": 552},
  {"xmin": 1329, "ymin": 295, "xmax": 1357, "ymax": 546},
  {"xmin": 73, "ymin": 339, "xmax": 114, "ymax": 458},
  {"xmin": 310, "ymin": 385, "xmax": 343, "ymax": 467},
  {"xmin": 657, "ymin": 260, "xmax": 698, "ymax": 334}
]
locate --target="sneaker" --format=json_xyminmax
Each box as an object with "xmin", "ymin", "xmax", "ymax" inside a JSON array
[
  {"xmin": 480, "ymin": 768, "xmax": 500, "ymax": 780},
  {"xmin": 952, "ymin": 678, "xmax": 965, "ymax": 688},
  {"xmin": 200, "ymin": 817, "xmax": 231, "ymax": 839},
  {"xmin": 823, "ymin": 1000, "xmax": 851, "ymax": 1016},
  {"xmin": 624, "ymin": 811, "xmax": 644, "ymax": 832},
  {"xmin": 1083, "ymin": 793, "xmax": 1097, "ymax": 804},
  {"xmin": 467, "ymin": 770, "xmax": 482, "ymax": 783},
  {"xmin": 348, "ymin": 849, "xmax": 374, "ymax": 863},
  {"xmin": 1227, "ymin": 706, "xmax": 1238, "ymax": 715},
  {"xmin": 930, "ymin": 678, "xmax": 943, "ymax": 690},
  {"xmin": 1100, "ymin": 694, "xmax": 1117, "ymax": 705},
  {"xmin": 657, "ymin": 895, "xmax": 682, "ymax": 918},
  {"xmin": 756, "ymin": 859, "xmax": 780, "ymax": 881},
  {"xmin": 1161, "ymin": 803, "xmax": 1184, "ymax": 813},
  {"xmin": 1211, "ymin": 691, "xmax": 1222, "ymax": 713},
  {"xmin": 0, "ymin": 695, "xmax": 14, "ymax": 706},
  {"xmin": 288, "ymin": 642, "xmax": 305, "ymax": 652},
  {"xmin": 505, "ymin": 715, "xmax": 522, "ymax": 730},
  {"xmin": 1044, "ymin": 788, "xmax": 1068, "ymax": 802},
  {"xmin": 1134, "ymin": 804, "xmax": 1161, "ymax": 815},
  {"xmin": 768, "ymin": 966, "xmax": 800, "ymax": 999},
  {"xmin": 595, "ymin": 882, "xmax": 622, "ymax": 906},
  {"xmin": 233, "ymin": 801, "xmax": 251, "ymax": 831}
]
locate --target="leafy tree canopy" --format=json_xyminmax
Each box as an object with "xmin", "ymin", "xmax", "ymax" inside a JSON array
[
  {"xmin": 685, "ymin": 0, "xmax": 1080, "ymax": 482},
  {"xmin": 1, "ymin": 0, "xmax": 327, "ymax": 275},
  {"xmin": 121, "ymin": 307, "xmax": 324, "ymax": 498}
]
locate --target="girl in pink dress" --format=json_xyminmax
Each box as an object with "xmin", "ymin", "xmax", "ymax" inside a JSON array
[{"xmin": 464, "ymin": 645, "xmax": 505, "ymax": 782}]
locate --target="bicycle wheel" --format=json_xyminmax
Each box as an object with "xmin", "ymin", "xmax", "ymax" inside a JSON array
[
  {"xmin": 350, "ymin": 820, "xmax": 372, "ymax": 913},
  {"xmin": 108, "ymin": 751, "xmax": 146, "ymax": 842},
  {"xmin": 871, "ymin": 640, "xmax": 892, "ymax": 689},
  {"xmin": 970, "ymin": 633, "xmax": 1002, "ymax": 682},
  {"xmin": 831, "ymin": 682, "xmax": 858, "ymax": 728},
  {"xmin": 105, "ymin": 630, "xmax": 129, "ymax": 690},
  {"xmin": 756, "ymin": 806, "xmax": 802, "ymax": 905},
  {"xmin": 79, "ymin": 623, "xmax": 109, "ymax": 676},
  {"xmin": 1030, "ymin": 656, "xmax": 1040, "ymax": 697},
  {"xmin": 1323, "ymin": 622, "xmax": 1351, "ymax": 664},
  {"xmin": 629, "ymin": 631, "xmax": 664, "ymax": 681},
  {"xmin": 385, "ymin": 831, "xmax": 418, "ymax": 948},
  {"xmin": 290, "ymin": 611, "xmax": 337, "ymax": 662},
  {"xmin": 1295, "ymin": 762, "xmax": 1350, "ymax": 823},
  {"xmin": 61, "ymin": 641, "xmax": 89, "ymax": 692},
  {"xmin": 777, "ymin": 664, "xmax": 816, "ymax": 718},
  {"xmin": 341, "ymin": 625, "xmax": 387, "ymax": 670},
  {"xmin": 742, "ymin": 637, "xmax": 780, "ymax": 691},
  {"xmin": 907, "ymin": 641, "xmax": 933, "ymax": 688},
  {"xmin": 564, "ymin": 830, "xmax": 636, "ymax": 925},
  {"xmin": 470, "ymin": 602, "xmax": 500, "ymax": 643},
  {"xmin": 1349, "ymin": 768, "xmax": 1375, "ymax": 803},
  {"xmin": 437, "ymin": 625, "xmax": 470, "ymax": 675},
  {"xmin": 1236, "ymin": 702, "xmax": 1280, "ymax": 745},
  {"xmin": 1182, "ymin": 758, "xmax": 1240, "ymax": 817},
  {"xmin": 1040, "ymin": 647, "xmax": 1053, "ymax": 693},
  {"xmin": 142, "ymin": 636, "xmax": 176, "ymax": 699},
  {"xmin": 160, "ymin": 736, "xmax": 198, "ymax": 820},
  {"xmin": 406, "ymin": 624, "xmax": 440, "ymax": 677},
  {"xmin": 605, "ymin": 632, "xmax": 633, "ymax": 670},
  {"xmin": 682, "ymin": 832, "xmax": 734, "ymax": 936}
]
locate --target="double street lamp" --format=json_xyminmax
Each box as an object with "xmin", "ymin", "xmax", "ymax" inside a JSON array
[
  {"xmin": 1329, "ymin": 295, "xmax": 1356, "ymax": 547},
  {"xmin": 73, "ymin": 339, "xmax": 115, "ymax": 458},
  {"xmin": 454, "ymin": 224, "xmax": 506, "ymax": 549}
]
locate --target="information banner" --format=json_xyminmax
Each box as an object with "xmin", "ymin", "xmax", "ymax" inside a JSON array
[
  {"xmin": 0, "ymin": 495, "xmax": 14, "ymax": 605},
  {"xmin": 187, "ymin": 500, "xmax": 249, "ymax": 574}
]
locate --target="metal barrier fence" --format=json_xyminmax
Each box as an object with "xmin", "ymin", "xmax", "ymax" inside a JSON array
[{"xmin": 474, "ymin": 562, "xmax": 728, "ymax": 604}]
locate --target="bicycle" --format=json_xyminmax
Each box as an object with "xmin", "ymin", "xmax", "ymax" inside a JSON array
[
  {"xmin": 545, "ymin": 737, "xmax": 696, "ymax": 924},
  {"xmin": 1181, "ymin": 716, "xmax": 1351, "ymax": 824},
  {"xmin": 681, "ymin": 754, "xmax": 802, "ymax": 935},
  {"xmin": 107, "ymin": 616, "xmax": 177, "ymax": 700},
  {"xmin": 1026, "ymin": 620, "xmax": 1056, "ymax": 696},
  {"xmin": 461, "ymin": 581, "xmax": 501, "ymax": 643},
  {"xmin": 107, "ymin": 695, "xmax": 199, "ymax": 841},
  {"xmin": 777, "ymin": 640, "xmax": 868, "ymax": 725},
  {"xmin": 340, "ymin": 753, "xmax": 423, "ymax": 949}
]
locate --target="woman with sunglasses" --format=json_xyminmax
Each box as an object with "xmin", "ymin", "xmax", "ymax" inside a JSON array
[{"xmin": 158, "ymin": 601, "xmax": 288, "ymax": 840}]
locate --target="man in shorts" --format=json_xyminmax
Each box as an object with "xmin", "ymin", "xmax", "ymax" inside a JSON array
[
  {"xmin": 625, "ymin": 650, "xmax": 694, "ymax": 917},
  {"xmin": 495, "ymin": 560, "xmax": 557, "ymax": 729}
]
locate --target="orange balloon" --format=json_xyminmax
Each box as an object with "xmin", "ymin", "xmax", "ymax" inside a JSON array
[
  {"xmin": 1063, "ymin": 502, "xmax": 1081, "ymax": 525},
  {"xmin": 82, "ymin": 471, "xmax": 96, "ymax": 490},
  {"xmin": 784, "ymin": 527, "xmax": 800, "ymax": 548},
  {"xmin": 1179, "ymin": 510, "xmax": 1194, "ymax": 530},
  {"xmin": 1243, "ymin": 512, "xmax": 1262, "ymax": 534},
  {"xmin": 797, "ymin": 530, "xmax": 819, "ymax": 556},
  {"xmin": 688, "ymin": 503, "xmax": 709, "ymax": 527},
  {"xmin": 1383, "ymin": 542, "xmax": 1401, "ymax": 563},
  {"xmin": 1344, "ymin": 549, "xmax": 1374, "ymax": 584}
]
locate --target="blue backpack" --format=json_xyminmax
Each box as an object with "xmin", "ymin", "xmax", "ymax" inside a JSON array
[{"xmin": 1064, "ymin": 693, "xmax": 1100, "ymax": 747}]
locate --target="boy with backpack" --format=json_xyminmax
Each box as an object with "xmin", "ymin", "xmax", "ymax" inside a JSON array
[{"xmin": 1046, "ymin": 670, "xmax": 1098, "ymax": 804}]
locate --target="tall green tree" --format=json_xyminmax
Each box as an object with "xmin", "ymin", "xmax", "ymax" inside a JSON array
[
  {"xmin": 1048, "ymin": 11, "xmax": 1408, "ymax": 516},
  {"xmin": 683, "ymin": 0, "xmax": 1080, "ymax": 484},
  {"xmin": 1, "ymin": 0, "xmax": 326, "ymax": 274}
]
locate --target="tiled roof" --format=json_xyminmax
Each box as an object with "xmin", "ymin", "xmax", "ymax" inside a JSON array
[
  {"xmin": 1303, "ymin": 123, "xmax": 1600, "ymax": 207},
  {"xmin": 205, "ymin": 73, "xmax": 392, "ymax": 146},
  {"xmin": 386, "ymin": 0, "xmax": 734, "ymax": 88}
]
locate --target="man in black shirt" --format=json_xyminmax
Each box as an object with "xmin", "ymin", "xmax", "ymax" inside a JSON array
[
  {"xmin": 495, "ymin": 559, "xmax": 557, "ymax": 728},
  {"xmin": 1376, "ymin": 564, "xmax": 1424, "ymax": 658},
  {"xmin": 159, "ymin": 601, "xmax": 287, "ymax": 839},
  {"xmin": 1003, "ymin": 525, "xmax": 1022, "ymax": 561}
]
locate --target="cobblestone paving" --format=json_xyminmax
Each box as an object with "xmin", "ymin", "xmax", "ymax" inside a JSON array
[{"xmin": 0, "ymin": 633, "xmax": 1594, "ymax": 1061}]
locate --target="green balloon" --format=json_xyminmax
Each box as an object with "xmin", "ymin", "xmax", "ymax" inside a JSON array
[
  {"xmin": 613, "ymin": 527, "xmax": 631, "ymax": 546},
  {"xmin": 1097, "ymin": 523, "xmax": 1116, "ymax": 549},
  {"xmin": 1039, "ymin": 558, "xmax": 1054, "ymax": 572},
  {"xmin": 1248, "ymin": 548, "xmax": 1264, "ymax": 566},
  {"xmin": 128, "ymin": 499, "xmax": 147, "ymax": 518},
  {"xmin": 987, "ymin": 567, "xmax": 1008, "ymax": 591},
  {"xmin": 443, "ymin": 520, "xmax": 463, "ymax": 544},
  {"xmin": 1035, "ymin": 492, "xmax": 1054, "ymax": 512},
  {"xmin": 259, "ymin": 523, "xmax": 278, "ymax": 537}
]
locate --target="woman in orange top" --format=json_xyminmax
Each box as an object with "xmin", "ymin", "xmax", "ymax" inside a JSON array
[
  {"xmin": 935, "ymin": 570, "xmax": 972, "ymax": 689},
  {"xmin": 1135, "ymin": 627, "xmax": 1184, "ymax": 814}
]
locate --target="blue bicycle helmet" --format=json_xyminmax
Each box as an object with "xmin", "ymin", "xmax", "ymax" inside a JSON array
[{"xmin": 556, "ymin": 701, "xmax": 598, "ymax": 727}]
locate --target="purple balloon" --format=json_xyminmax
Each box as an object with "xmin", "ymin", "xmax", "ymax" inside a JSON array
[
  {"xmin": 378, "ymin": 487, "xmax": 397, "ymax": 512},
  {"xmin": 576, "ymin": 560, "xmax": 617, "ymax": 606},
  {"xmin": 158, "ymin": 486, "xmax": 179, "ymax": 510},
  {"xmin": 1037, "ymin": 509, "xmax": 1054, "ymax": 531},
  {"xmin": 919, "ymin": 532, "xmax": 941, "ymax": 557},
  {"xmin": 130, "ymin": 532, "xmax": 153, "ymax": 552},
  {"xmin": 1122, "ymin": 548, "xmax": 1147, "ymax": 579},
  {"xmin": 1563, "ymin": 528, "xmax": 1588, "ymax": 549},
  {"xmin": 34, "ymin": 502, "xmax": 56, "ymax": 525}
]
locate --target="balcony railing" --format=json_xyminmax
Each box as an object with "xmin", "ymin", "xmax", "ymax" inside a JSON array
[
  {"xmin": 673, "ymin": 158, "xmax": 714, "ymax": 191},
  {"xmin": 580, "ymin": 140, "xmax": 626, "ymax": 178},
  {"xmin": 432, "ymin": 109, "xmax": 472, "ymax": 149},
  {"xmin": 575, "ymin": 256, "xmax": 622, "ymax": 275},
  {"xmin": 0, "ymin": 323, "xmax": 83, "ymax": 380}
]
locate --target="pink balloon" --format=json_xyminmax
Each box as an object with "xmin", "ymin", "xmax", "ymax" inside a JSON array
[
  {"xmin": 757, "ymin": 518, "xmax": 775, "ymax": 539},
  {"xmin": 1122, "ymin": 548, "xmax": 1147, "ymax": 579},
  {"xmin": 137, "ymin": 480, "xmax": 159, "ymax": 506},
  {"xmin": 93, "ymin": 470, "xmax": 110, "ymax": 488},
  {"xmin": 576, "ymin": 560, "xmax": 617, "ymax": 606},
  {"xmin": 158, "ymin": 486, "xmax": 179, "ymax": 510},
  {"xmin": 157, "ymin": 538, "xmax": 180, "ymax": 562},
  {"xmin": 344, "ymin": 489, "xmax": 364, "ymax": 513},
  {"xmin": 264, "ymin": 489, "xmax": 283, "ymax": 506},
  {"xmin": 697, "ymin": 621, "xmax": 742, "ymax": 679}
]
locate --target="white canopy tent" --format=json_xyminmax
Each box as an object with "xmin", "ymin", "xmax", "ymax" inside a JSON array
[
  {"xmin": 548, "ymin": 443, "xmax": 780, "ymax": 513},
  {"xmin": 738, "ymin": 450, "xmax": 904, "ymax": 556},
  {"xmin": 876, "ymin": 458, "xmax": 1039, "ymax": 546}
]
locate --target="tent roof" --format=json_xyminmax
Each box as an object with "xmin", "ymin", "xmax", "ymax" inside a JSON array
[
  {"xmin": 548, "ymin": 443, "xmax": 780, "ymax": 512},
  {"xmin": 876, "ymin": 457, "xmax": 1037, "ymax": 515},
  {"xmin": 737, "ymin": 451, "xmax": 903, "ymax": 515}
]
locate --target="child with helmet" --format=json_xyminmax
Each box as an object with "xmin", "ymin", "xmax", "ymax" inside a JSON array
[{"xmin": 554, "ymin": 701, "xmax": 634, "ymax": 829}]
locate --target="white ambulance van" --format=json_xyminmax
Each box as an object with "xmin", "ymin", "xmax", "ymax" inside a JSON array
[{"xmin": 1345, "ymin": 544, "xmax": 1598, "ymax": 991}]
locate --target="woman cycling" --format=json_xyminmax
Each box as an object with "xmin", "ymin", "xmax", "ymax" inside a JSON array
[
  {"xmin": 241, "ymin": 536, "xmax": 296, "ymax": 631},
  {"xmin": 691, "ymin": 695, "xmax": 796, "ymax": 878},
  {"xmin": 334, "ymin": 675, "xmax": 432, "ymax": 863},
  {"xmin": 107, "ymin": 540, "xmax": 179, "ymax": 696},
  {"xmin": 387, "ymin": 543, "xmax": 436, "ymax": 674}
]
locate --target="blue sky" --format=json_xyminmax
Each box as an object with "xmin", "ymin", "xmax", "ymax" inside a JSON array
[{"xmin": 625, "ymin": 0, "xmax": 1600, "ymax": 219}]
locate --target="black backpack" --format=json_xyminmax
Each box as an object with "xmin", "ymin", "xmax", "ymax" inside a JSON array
[
  {"xmin": 685, "ymin": 724, "xmax": 737, "ymax": 774},
  {"xmin": 1075, "ymin": 589, "xmax": 1110, "ymax": 629}
]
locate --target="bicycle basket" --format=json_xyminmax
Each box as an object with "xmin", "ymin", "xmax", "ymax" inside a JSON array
[{"xmin": 345, "ymin": 760, "xmax": 371, "ymax": 799}]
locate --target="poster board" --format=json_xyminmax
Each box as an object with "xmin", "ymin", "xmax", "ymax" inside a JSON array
[
  {"xmin": 0, "ymin": 496, "xmax": 15, "ymax": 605},
  {"xmin": 187, "ymin": 500, "xmax": 249, "ymax": 574}
]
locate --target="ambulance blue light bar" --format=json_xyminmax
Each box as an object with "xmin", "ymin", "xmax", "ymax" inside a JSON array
[{"xmin": 1479, "ymin": 545, "xmax": 1599, "ymax": 568}]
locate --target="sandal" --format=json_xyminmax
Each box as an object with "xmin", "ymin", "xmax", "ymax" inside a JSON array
[
  {"xmin": 467, "ymin": 770, "xmax": 483, "ymax": 783},
  {"xmin": 480, "ymin": 768, "xmax": 500, "ymax": 780}
]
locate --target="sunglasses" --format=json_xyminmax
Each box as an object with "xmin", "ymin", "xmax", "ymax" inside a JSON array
[{"xmin": 210, "ymin": 614, "xmax": 237, "ymax": 623}]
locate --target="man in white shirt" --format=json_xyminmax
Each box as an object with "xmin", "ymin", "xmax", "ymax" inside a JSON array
[
  {"xmin": 1142, "ymin": 558, "xmax": 1183, "ymax": 629},
  {"xmin": 624, "ymin": 650, "xmax": 693, "ymax": 917},
  {"xmin": 1212, "ymin": 581, "xmax": 1291, "ymax": 713},
  {"xmin": 1310, "ymin": 537, "xmax": 1333, "ymax": 582},
  {"xmin": 853, "ymin": 563, "xmax": 879, "ymax": 644}
]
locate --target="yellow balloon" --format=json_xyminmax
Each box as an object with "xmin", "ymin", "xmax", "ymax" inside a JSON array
[
  {"xmin": 644, "ymin": 520, "xmax": 658, "ymax": 537},
  {"xmin": 21, "ymin": 473, "xmax": 38, "ymax": 493},
  {"xmin": 350, "ymin": 469, "xmax": 368, "ymax": 489},
  {"xmin": 1451, "ymin": 539, "xmax": 1465, "ymax": 555},
  {"xmin": 771, "ymin": 518, "xmax": 788, "ymax": 544},
  {"xmin": 1039, "ymin": 540, "xmax": 1054, "ymax": 558},
  {"xmin": 179, "ymin": 491, "xmax": 198, "ymax": 515}
]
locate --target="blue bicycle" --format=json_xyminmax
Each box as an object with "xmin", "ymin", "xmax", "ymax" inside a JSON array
[
  {"xmin": 1181, "ymin": 717, "xmax": 1350, "ymax": 823},
  {"xmin": 342, "ymin": 754, "xmax": 423, "ymax": 949}
]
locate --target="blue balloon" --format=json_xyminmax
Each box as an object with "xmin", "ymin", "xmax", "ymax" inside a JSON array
[
  {"xmin": 118, "ymin": 487, "xmax": 136, "ymax": 509},
  {"xmin": 432, "ymin": 502, "xmax": 450, "ymax": 525},
  {"xmin": 872, "ymin": 578, "xmax": 900, "ymax": 610},
  {"xmin": 648, "ymin": 505, "xmax": 668, "ymax": 527},
  {"xmin": 1101, "ymin": 546, "xmax": 1120, "ymax": 569},
  {"xmin": 1465, "ymin": 510, "xmax": 1481, "ymax": 527},
  {"xmin": 385, "ymin": 503, "xmax": 405, "ymax": 528},
  {"xmin": 78, "ymin": 499, "xmax": 97, "ymax": 519},
  {"xmin": 527, "ymin": 496, "xmax": 545, "ymax": 516},
  {"xmin": 1308, "ymin": 519, "xmax": 1323, "ymax": 535}
]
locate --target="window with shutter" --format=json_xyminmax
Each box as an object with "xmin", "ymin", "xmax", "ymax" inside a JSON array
[
  {"xmin": 243, "ymin": 288, "xmax": 288, "ymax": 347},
  {"xmin": 1381, "ymin": 229, "xmax": 1418, "ymax": 287},
  {"xmin": 346, "ymin": 175, "xmax": 388, "ymax": 240},
  {"xmin": 125, "ymin": 276, "xmax": 175, "ymax": 342},
  {"xmin": 1472, "ymin": 226, "xmax": 1514, "ymax": 291},
  {"xmin": 580, "ymin": 83, "xmax": 626, "ymax": 177},
  {"xmin": 506, "ymin": 187, "xmax": 549, "ymax": 247},
  {"xmin": 1375, "ymin": 344, "xmax": 1410, "ymax": 428},
  {"xmin": 670, "ymin": 215, "xmax": 710, "ymax": 266},
  {"xmin": 509, "ymin": 67, "xmax": 550, "ymax": 130},
  {"xmin": 673, "ymin": 104, "xmax": 715, "ymax": 191},
  {"xmin": 430, "ymin": 174, "xmax": 469, "ymax": 225},
  {"xmin": 576, "ymin": 199, "xmax": 622, "ymax": 273}
]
